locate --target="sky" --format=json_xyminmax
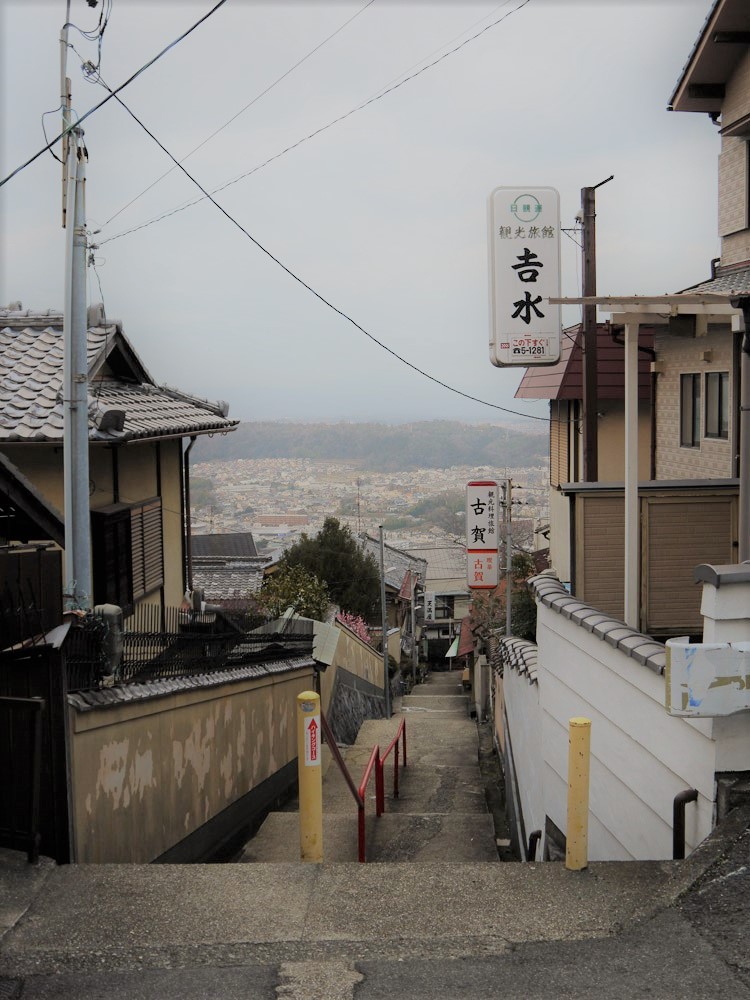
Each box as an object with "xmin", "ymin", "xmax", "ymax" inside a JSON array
[{"xmin": 0, "ymin": 0, "xmax": 723, "ymax": 426}]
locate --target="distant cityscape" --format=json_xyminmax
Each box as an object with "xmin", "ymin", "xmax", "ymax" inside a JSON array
[{"xmin": 191, "ymin": 457, "xmax": 550, "ymax": 554}]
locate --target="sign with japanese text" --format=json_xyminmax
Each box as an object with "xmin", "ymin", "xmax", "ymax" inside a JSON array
[
  {"xmin": 488, "ymin": 186, "xmax": 561, "ymax": 367},
  {"xmin": 466, "ymin": 481, "xmax": 499, "ymax": 590},
  {"xmin": 466, "ymin": 481, "xmax": 498, "ymax": 550},
  {"xmin": 424, "ymin": 592, "xmax": 436, "ymax": 622},
  {"xmin": 304, "ymin": 715, "xmax": 321, "ymax": 766},
  {"xmin": 467, "ymin": 551, "xmax": 499, "ymax": 590}
]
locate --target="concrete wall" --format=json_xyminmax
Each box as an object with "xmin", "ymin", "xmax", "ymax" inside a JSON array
[
  {"xmin": 499, "ymin": 577, "xmax": 750, "ymax": 861},
  {"xmin": 319, "ymin": 621, "xmax": 386, "ymax": 745},
  {"xmin": 68, "ymin": 665, "xmax": 314, "ymax": 863},
  {"xmin": 502, "ymin": 660, "xmax": 544, "ymax": 854}
]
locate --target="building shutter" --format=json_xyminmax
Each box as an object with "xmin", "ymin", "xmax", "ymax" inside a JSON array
[
  {"xmin": 644, "ymin": 497, "xmax": 736, "ymax": 634},
  {"xmin": 550, "ymin": 402, "xmax": 570, "ymax": 488},
  {"xmin": 578, "ymin": 495, "xmax": 624, "ymax": 620},
  {"xmin": 131, "ymin": 498, "xmax": 164, "ymax": 600}
]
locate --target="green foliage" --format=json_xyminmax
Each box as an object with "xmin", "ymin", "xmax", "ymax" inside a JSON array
[
  {"xmin": 190, "ymin": 476, "xmax": 217, "ymax": 508},
  {"xmin": 282, "ymin": 517, "xmax": 380, "ymax": 622},
  {"xmin": 258, "ymin": 564, "xmax": 330, "ymax": 621},
  {"xmin": 193, "ymin": 420, "xmax": 547, "ymax": 472},
  {"xmin": 510, "ymin": 551, "xmax": 537, "ymax": 642}
]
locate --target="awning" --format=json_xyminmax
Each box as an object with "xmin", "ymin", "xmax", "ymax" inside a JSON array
[{"xmin": 445, "ymin": 636, "xmax": 460, "ymax": 659}]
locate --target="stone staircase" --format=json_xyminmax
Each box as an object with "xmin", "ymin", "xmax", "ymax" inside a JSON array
[{"xmin": 240, "ymin": 670, "xmax": 499, "ymax": 864}]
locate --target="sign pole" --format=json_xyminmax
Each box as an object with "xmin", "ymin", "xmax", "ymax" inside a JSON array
[
  {"xmin": 505, "ymin": 478, "xmax": 512, "ymax": 637},
  {"xmin": 297, "ymin": 690, "xmax": 323, "ymax": 862}
]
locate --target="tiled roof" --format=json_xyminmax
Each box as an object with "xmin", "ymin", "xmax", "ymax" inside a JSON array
[
  {"xmin": 192, "ymin": 532, "xmax": 258, "ymax": 558},
  {"xmin": 0, "ymin": 307, "xmax": 238, "ymax": 443},
  {"xmin": 528, "ymin": 573, "xmax": 666, "ymax": 675},
  {"xmin": 67, "ymin": 653, "xmax": 315, "ymax": 711},
  {"xmin": 681, "ymin": 266, "xmax": 750, "ymax": 297},
  {"xmin": 192, "ymin": 556, "xmax": 269, "ymax": 600},
  {"xmin": 492, "ymin": 635, "xmax": 538, "ymax": 684},
  {"xmin": 361, "ymin": 535, "xmax": 427, "ymax": 592},
  {"xmin": 404, "ymin": 544, "xmax": 466, "ymax": 583},
  {"xmin": 515, "ymin": 323, "xmax": 653, "ymax": 401}
]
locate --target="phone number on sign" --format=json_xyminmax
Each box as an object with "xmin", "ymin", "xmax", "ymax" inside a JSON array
[{"xmin": 511, "ymin": 341, "xmax": 550, "ymax": 356}]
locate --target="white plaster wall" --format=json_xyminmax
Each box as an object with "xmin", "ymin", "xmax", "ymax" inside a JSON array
[
  {"xmin": 536, "ymin": 606, "xmax": 716, "ymax": 860},
  {"xmin": 502, "ymin": 665, "xmax": 544, "ymax": 855}
]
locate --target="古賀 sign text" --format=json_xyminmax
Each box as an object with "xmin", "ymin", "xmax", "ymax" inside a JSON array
[
  {"xmin": 466, "ymin": 480, "xmax": 499, "ymax": 590},
  {"xmin": 488, "ymin": 186, "xmax": 561, "ymax": 367}
]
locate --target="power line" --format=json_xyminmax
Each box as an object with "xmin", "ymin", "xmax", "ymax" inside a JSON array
[
  {"xmin": 97, "ymin": 0, "xmax": 532, "ymax": 246},
  {"xmin": 0, "ymin": 0, "xmax": 229, "ymax": 190},
  {"xmin": 97, "ymin": 82, "xmax": 548, "ymax": 425},
  {"xmin": 100, "ymin": 0, "xmax": 377, "ymax": 230}
]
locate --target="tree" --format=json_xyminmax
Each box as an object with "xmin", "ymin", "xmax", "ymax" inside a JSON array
[
  {"xmin": 258, "ymin": 564, "xmax": 330, "ymax": 621},
  {"xmin": 282, "ymin": 517, "xmax": 380, "ymax": 621},
  {"xmin": 509, "ymin": 552, "xmax": 537, "ymax": 642}
]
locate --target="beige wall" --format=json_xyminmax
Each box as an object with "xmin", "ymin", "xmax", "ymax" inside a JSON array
[
  {"xmin": 0, "ymin": 438, "xmax": 186, "ymax": 608},
  {"xmin": 718, "ymin": 48, "xmax": 750, "ymax": 265},
  {"xmin": 654, "ymin": 327, "xmax": 735, "ymax": 480},
  {"xmin": 319, "ymin": 622, "xmax": 384, "ymax": 714},
  {"xmin": 594, "ymin": 402, "xmax": 651, "ymax": 482},
  {"xmin": 69, "ymin": 667, "xmax": 314, "ymax": 863}
]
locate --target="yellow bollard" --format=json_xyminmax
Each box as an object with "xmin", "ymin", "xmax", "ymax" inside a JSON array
[
  {"xmin": 296, "ymin": 690, "xmax": 323, "ymax": 862},
  {"xmin": 566, "ymin": 717, "xmax": 591, "ymax": 871}
]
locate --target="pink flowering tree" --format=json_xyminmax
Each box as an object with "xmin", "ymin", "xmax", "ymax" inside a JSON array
[{"xmin": 336, "ymin": 611, "xmax": 372, "ymax": 645}]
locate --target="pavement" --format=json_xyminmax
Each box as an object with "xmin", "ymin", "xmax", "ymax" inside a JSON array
[{"xmin": 1, "ymin": 670, "xmax": 749, "ymax": 998}]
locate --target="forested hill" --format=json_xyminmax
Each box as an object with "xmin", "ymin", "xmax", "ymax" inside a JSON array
[{"xmin": 195, "ymin": 421, "xmax": 548, "ymax": 472}]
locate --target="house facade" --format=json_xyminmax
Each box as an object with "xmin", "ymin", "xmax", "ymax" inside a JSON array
[
  {"xmin": 404, "ymin": 542, "xmax": 469, "ymax": 667},
  {"xmin": 0, "ymin": 303, "xmax": 237, "ymax": 618}
]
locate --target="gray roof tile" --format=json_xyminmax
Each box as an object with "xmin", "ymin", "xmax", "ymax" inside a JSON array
[{"xmin": 0, "ymin": 309, "xmax": 238, "ymax": 443}]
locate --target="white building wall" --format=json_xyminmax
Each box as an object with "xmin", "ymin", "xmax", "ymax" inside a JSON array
[{"xmin": 503, "ymin": 664, "xmax": 544, "ymax": 853}]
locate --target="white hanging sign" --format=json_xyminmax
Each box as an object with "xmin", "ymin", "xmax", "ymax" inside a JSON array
[{"xmin": 488, "ymin": 186, "xmax": 561, "ymax": 367}]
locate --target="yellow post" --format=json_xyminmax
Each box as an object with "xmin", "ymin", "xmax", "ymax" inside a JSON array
[
  {"xmin": 566, "ymin": 716, "xmax": 591, "ymax": 871},
  {"xmin": 296, "ymin": 690, "xmax": 323, "ymax": 862}
]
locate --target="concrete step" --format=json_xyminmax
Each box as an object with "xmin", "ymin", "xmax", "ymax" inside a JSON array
[
  {"xmin": 240, "ymin": 811, "xmax": 498, "ymax": 863},
  {"xmin": 401, "ymin": 694, "xmax": 468, "ymax": 712}
]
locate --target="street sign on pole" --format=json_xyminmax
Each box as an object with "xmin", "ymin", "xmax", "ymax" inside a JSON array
[
  {"xmin": 466, "ymin": 480, "xmax": 500, "ymax": 590},
  {"xmin": 488, "ymin": 186, "xmax": 561, "ymax": 367}
]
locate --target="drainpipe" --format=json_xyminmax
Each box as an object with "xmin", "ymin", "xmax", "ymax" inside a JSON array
[
  {"xmin": 183, "ymin": 435, "xmax": 197, "ymax": 592},
  {"xmin": 673, "ymin": 788, "xmax": 698, "ymax": 860},
  {"xmin": 730, "ymin": 298, "xmax": 750, "ymax": 561}
]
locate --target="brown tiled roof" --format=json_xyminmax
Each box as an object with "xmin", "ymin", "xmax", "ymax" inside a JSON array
[
  {"xmin": 514, "ymin": 323, "xmax": 653, "ymax": 401},
  {"xmin": 0, "ymin": 307, "xmax": 238, "ymax": 443}
]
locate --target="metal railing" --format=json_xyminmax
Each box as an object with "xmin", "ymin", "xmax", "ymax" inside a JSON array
[{"xmin": 320, "ymin": 711, "xmax": 407, "ymax": 863}]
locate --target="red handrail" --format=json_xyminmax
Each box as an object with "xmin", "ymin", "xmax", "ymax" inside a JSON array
[
  {"xmin": 378, "ymin": 717, "xmax": 407, "ymax": 808},
  {"xmin": 319, "ymin": 711, "xmax": 406, "ymax": 863}
]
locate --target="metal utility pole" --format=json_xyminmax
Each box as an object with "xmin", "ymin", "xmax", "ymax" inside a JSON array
[
  {"xmin": 581, "ymin": 175, "xmax": 613, "ymax": 482},
  {"xmin": 379, "ymin": 526, "xmax": 391, "ymax": 719},
  {"xmin": 410, "ymin": 572, "xmax": 418, "ymax": 688},
  {"xmin": 61, "ymin": 15, "xmax": 93, "ymax": 610},
  {"xmin": 504, "ymin": 479, "xmax": 512, "ymax": 637}
]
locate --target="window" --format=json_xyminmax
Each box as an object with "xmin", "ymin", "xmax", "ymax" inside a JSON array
[
  {"xmin": 705, "ymin": 371, "xmax": 729, "ymax": 439},
  {"xmin": 435, "ymin": 595, "xmax": 454, "ymax": 620},
  {"xmin": 680, "ymin": 374, "xmax": 700, "ymax": 447},
  {"xmin": 91, "ymin": 498, "xmax": 164, "ymax": 611}
]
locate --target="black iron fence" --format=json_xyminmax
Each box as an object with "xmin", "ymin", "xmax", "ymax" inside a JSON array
[{"xmin": 65, "ymin": 604, "xmax": 315, "ymax": 692}]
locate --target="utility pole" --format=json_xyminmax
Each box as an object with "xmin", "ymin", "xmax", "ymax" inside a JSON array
[
  {"xmin": 504, "ymin": 479, "xmax": 512, "ymax": 637},
  {"xmin": 581, "ymin": 175, "xmax": 613, "ymax": 483},
  {"xmin": 379, "ymin": 526, "xmax": 391, "ymax": 719},
  {"xmin": 61, "ymin": 9, "xmax": 93, "ymax": 610}
]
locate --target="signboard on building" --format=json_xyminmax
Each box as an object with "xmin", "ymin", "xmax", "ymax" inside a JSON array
[
  {"xmin": 666, "ymin": 638, "xmax": 750, "ymax": 717},
  {"xmin": 466, "ymin": 480, "xmax": 499, "ymax": 590},
  {"xmin": 488, "ymin": 186, "xmax": 561, "ymax": 367},
  {"xmin": 424, "ymin": 592, "xmax": 436, "ymax": 622}
]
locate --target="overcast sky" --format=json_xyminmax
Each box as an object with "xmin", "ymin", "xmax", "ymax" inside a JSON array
[{"xmin": 0, "ymin": 0, "xmax": 721, "ymax": 426}]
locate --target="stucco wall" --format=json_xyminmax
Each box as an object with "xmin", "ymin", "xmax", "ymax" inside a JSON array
[
  {"xmin": 653, "ymin": 326, "xmax": 735, "ymax": 480},
  {"xmin": 503, "ymin": 663, "xmax": 544, "ymax": 853},
  {"xmin": 0, "ymin": 438, "xmax": 186, "ymax": 607},
  {"xmin": 69, "ymin": 666, "xmax": 314, "ymax": 863},
  {"xmin": 526, "ymin": 594, "xmax": 732, "ymax": 861}
]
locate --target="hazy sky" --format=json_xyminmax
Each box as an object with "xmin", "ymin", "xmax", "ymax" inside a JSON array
[{"xmin": 0, "ymin": 0, "xmax": 722, "ymax": 425}]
